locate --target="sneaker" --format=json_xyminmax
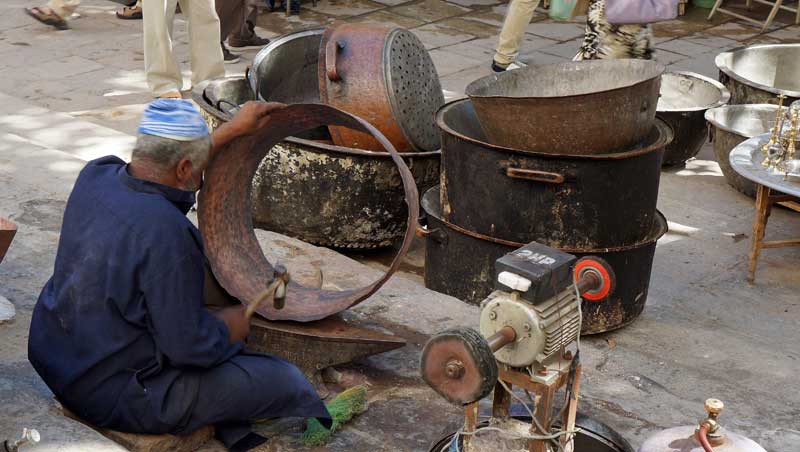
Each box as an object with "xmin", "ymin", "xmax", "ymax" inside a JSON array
[
  {"xmin": 228, "ymin": 34, "xmax": 271, "ymax": 50},
  {"xmin": 222, "ymin": 44, "xmax": 240, "ymax": 64},
  {"xmin": 491, "ymin": 61, "xmax": 508, "ymax": 73}
]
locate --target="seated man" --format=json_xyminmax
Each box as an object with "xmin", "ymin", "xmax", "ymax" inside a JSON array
[{"xmin": 28, "ymin": 99, "xmax": 330, "ymax": 452}]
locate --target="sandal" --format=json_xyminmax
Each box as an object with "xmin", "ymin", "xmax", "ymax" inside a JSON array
[
  {"xmin": 116, "ymin": 5, "xmax": 142, "ymax": 20},
  {"xmin": 24, "ymin": 6, "xmax": 69, "ymax": 30}
]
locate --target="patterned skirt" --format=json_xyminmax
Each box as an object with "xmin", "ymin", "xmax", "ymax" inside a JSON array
[{"xmin": 574, "ymin": 0, "xmax": 654, "ymax": 61}]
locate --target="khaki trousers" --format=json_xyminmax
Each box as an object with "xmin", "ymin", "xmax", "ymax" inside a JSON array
[
  {"xmin": 143, "ymin": 0, "xmax": 225, "ymax": 96},
  {"xmin": 47, "ymin": 0, "xmax": 80, "ymax": 18},
  {"xmin": 494, "ymin": 0, "xmax": 542, "ymax": 66}
]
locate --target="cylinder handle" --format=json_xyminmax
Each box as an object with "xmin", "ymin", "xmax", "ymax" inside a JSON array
[
  {"xmin": 505, "ymin": 167, "xmax": 565, "ymax": 184},
  {"xmin": 326, "ymin": 40, "xmax": 346, "ymax": 82}
]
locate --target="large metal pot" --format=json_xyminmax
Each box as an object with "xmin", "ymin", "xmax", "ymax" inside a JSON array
[
  {"xmin": 704, "ymin": 104, "xmax": 783, "ymax": 198},
  {"xmin": 428, "ymin": 414, "xmax": 634, "ymax": 452},
  {"xmin": 194, "ymin": 76, "xmax": 440, "ymax": 249},
  {"xmin": 716, "ymin": 44, "xmax": 800, "ymax": 105},
  {"xmin": 421, "ymin": 186, "xmax": 668, "ymax": 335},
  {"xmin": 437, "ymin": 99, "xmax": 671, "ymax": 250},
  {"xmin": 464, "ymin": 59, "xmax": 665, "ymax": 154},
  {"xmin": 318, "ymin": 23, "xmax": 444, "ymax": 152},
  {"xmin": 657, "ymin": 71, "xmax": 730, "ymax": 166}
]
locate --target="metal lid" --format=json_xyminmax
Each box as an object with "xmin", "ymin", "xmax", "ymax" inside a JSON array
[{"xmin": 383, "ymin": 28, "xmax": 444, "ymax": 152}]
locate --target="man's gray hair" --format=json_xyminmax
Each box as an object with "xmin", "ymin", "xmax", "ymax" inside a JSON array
[{"xmin": 131, "ymin": 133, "xmax": 212, "ymax": 173}]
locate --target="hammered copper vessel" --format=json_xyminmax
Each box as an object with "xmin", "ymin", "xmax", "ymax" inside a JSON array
[{"xmin": 318, "ymin": 23, "xmax": 444, "ymax": 152}]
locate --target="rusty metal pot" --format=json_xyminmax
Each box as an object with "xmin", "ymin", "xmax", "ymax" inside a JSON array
[
  {"xmin": 464, "ymin": 59, "xmax": 665, "ymax": 154},
  {"xmin": 193, "ymin": 76, "xmax": 440, "ymax": 249},
  {"xmin": 437, "ymin": 98, "xmax": 671, "ymax": 250},
  {"xmin": 716, "ymin": 44, "xmax": 800, "ymax": 105},
  {"xmin": 705, "ymin": 104, "xmax": 784, "ymax": 198},
  {"xmin": 420, "ymin": 186, "xmax": 668, "ymax": 335},
  {"xmin": 657, "ymin": 71, "xmax": 730, "ymax": 167},
  {"xmin": 0, "ymin": 217, "xmax": 17, "ymax": 264},
  {"xmin": 318, "ymin": 23, "xmax": 444, "ymax": 152},
  {"xmin": 198, "ymin": 103, "xmax": 421, "ymax": 322}
]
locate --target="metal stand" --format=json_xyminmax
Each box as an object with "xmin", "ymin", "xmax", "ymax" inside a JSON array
[
  {"xmin": 748, "ymin": 184, "xmax": 800, "ymax": 282},
  {"xmin": 708, "ymin": 0, "xmax": 800, "ymax": 32},
  {"xmin": 462, "ymin": 364, "xmax": 581, "ymax": 452}
]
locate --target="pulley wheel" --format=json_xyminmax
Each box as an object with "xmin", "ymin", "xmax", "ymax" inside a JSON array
[
  {"xmin": 574, "ymin": 256, "xmax": 616, "ymax": 302},
  {"xmin": 420, "ymin": 328, "xmax": 497, "ymax": 406}
]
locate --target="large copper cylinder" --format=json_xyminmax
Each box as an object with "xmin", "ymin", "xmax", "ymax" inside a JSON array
[{"xmin": 318, "ymin": 23, "xmax": 443, "ymax": 153}]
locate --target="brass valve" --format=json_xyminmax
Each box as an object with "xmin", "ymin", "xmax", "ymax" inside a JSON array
[{"xmin": 699, "ymin": 398, "xmax": 725, "ymax": 441}]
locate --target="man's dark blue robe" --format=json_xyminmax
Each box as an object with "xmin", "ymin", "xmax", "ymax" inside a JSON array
[{"xmin": 28, "ymin": 156, "xmax": 330, "ymax": 449}]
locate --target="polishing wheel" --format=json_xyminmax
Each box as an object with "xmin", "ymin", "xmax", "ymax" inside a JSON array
[{"xmin": 420, "ymin": 328, "xmax": 498, "ymax": 406}]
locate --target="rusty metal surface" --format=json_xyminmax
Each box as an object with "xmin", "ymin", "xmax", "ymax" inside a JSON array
[
  {"xmin": 657, "ymin": 71, "xmax": 730, "ymax": 166},
  {"xmin": 420, "ymin": 328, "xmax": 498, "ymax": 406},
  {"xmin": 318, "ymin": 23, "xmax": 443, "ymax": 152},
  {"xmin": 464, "ymin": 60, "xmax": 664, "ymax": 154},
  {"xmin": 421, "ymin": 186, "xmax": 667, "ymax": 334},
  {"xmin": 715, "ymin": 44, "xmax": 800, "ymax": 105},
  {"xmin": 198, "ymin": 103, "xmax": 419, "ymax": 322},
  {"xmin": 247, "ymin": 315, "xmax": 406, "ymax": 374},
  {"xmin": 193, "ymin": 76, "xmax": 439, "ymax": 249},
  {"xmin": 705, "ymin": 104, "xmax": 784, "ymax": 198},
  {"xmin": 437, "ymin": 99, "xmax": 671, "ymax": 250},
  {"xmin": 0, "ymin": 217, "xmax": 17, "ymax": 264}
]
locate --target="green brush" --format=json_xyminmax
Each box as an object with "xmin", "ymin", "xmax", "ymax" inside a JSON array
[{"xmin": 302, "ymin": 385, "xmax": 368, "ymax": 446}]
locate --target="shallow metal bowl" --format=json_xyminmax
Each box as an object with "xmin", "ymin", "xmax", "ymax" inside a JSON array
[
  {"xmin": 705, "ymin": 104, "xmax": 784, "ymax": 197},
  {"xmin": 656, "ymin": 71, "xmax": 730, "ymax": 166},
  {"xmin": 465, "ymin": 59, "xmax": 665, "ymax": 154},
  {"xmin": 716, "ymin": 44, "xmax": 800, "ymax": 105}
]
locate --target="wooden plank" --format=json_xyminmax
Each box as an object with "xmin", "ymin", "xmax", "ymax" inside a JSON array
[{"xmin": 748, "ymin": 185, "xmax": 771, "ymax": 283}]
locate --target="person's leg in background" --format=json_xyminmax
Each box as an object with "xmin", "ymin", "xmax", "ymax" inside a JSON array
[
  {"xmin": 117, "ymin": 0, "xmax": 143, "ymax": 20},
  {"xmin": 227, "ymin": 0, "xmax": 271, "ymax": 50},
  {"xmin": 143, "ymin": 0, "xmax": 184, "ymax": 97},
  {"xmin": 215, "ymin": 0, "xmax": 246, "ymax": 64},
  {"xmin": 493, "ymin": 0, "xmax": 541, "ymax": 72},
  {"xmin": 182, "ymin": 0, "xmax": 226, "ymax": 89},
  {"xmin": 24, "ymin": 0, "xmax": 80, "ymax": 29}
]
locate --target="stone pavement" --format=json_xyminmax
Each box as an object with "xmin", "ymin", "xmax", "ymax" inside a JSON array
[{"xmin": 0, "ymin": 0, "xmax": 799, "ymax": 451}]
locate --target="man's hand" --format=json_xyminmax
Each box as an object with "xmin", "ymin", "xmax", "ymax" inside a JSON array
[
  {"xmin": 212, "ymin": 305, "xmax": 251, "ymax": 343},
  {"xmin": 210, "ymin": 101, "xmax": 286, "ymax": 154}
]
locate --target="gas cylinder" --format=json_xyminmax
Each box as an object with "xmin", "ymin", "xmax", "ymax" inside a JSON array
[{"xmin": 637, "ymin": 399, "xmax": 767, "ymax": 452}]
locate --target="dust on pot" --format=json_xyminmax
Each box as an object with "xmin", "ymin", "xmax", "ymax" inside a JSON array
[
  {"xmin": 420, "ymin": 185, "xmax": 668, "ymax": 335},
  {"xmin": 193, "ymin": 76, "xmax": 440, "ymax": 249},
  {"xmin": 656, "ymin": 71, "xmax": 730, "ymax": 166},
  {"xmin": 436, "ymin": 98, "xmax": 671, "ymax": 250}
]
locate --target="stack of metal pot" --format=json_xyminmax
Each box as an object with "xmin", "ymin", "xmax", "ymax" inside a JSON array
[
  {"xmin": 419, "ymin": 60, "xmax": 673, "ymax": 334},
  {"xmin": 194, "ymin": 25, "xmax": 444, "ymax": 249}
]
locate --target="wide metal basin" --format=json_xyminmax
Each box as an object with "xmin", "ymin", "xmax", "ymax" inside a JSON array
[
  {"xmin": 657, "ymin": 71, "xmax": 730, "ymax": 166},
  {"xmin": 194, "ymin": 76, "xmax": 440, "ymax": 249},
  {"xmin": 465, "ymin": 59, "xmax": 665, "ymax": 154},
  {"xmin": 437, "ymin": 98, "xmax": 671, "ymax": 250},
  {"xmin": 716, "ymin": 44, "xmax": 800, "ymax": 105},
  {"xmin": 0, "ymin": 217, "xmax": 17, "ymax": 264},
  {"xmin": 705, "ymin": 104, "xmax": 783, "ymax": 197},
  {"xmin": 249, "ymin": 27, "xmax": 324, "ymax": 104}
]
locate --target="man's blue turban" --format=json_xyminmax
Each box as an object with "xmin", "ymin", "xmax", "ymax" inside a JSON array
[{"xmin": 138, "ymin": 99, "xmax": 210, "ymax": 141}]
